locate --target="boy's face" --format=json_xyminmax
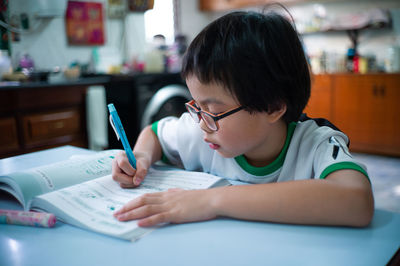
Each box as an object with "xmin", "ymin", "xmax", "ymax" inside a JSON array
[{"xmin": 186, "ymin": 76, "xmax": 286, "ymax": 165}]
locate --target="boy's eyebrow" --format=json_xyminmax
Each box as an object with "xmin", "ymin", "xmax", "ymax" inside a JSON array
[{"xmin": 197, "ymin": 98, "xmax": 225, "ymax": 106}]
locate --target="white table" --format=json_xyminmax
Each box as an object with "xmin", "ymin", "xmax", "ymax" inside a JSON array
[{"xmin": 1, "ymin": 146, "xmax": 399, "ymax": 266}]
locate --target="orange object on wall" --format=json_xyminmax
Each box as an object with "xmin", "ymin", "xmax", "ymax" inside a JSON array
[{"xmin": 128, "ymin": 0, "xmax": 154, "ymax": 12}]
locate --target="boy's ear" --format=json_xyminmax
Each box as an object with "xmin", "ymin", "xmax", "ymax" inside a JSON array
[{"xmin": 267, "ymin": 104, "xmax": 287, "ymax": 123}]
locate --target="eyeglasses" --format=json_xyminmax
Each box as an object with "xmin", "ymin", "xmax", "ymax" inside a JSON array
[{"xmin": 185, "ymin": 100, "xmax": 244, "ymax": 131}]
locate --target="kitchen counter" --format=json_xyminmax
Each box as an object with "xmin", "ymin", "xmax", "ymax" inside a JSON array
[
  {"xmin": 0, "ymin": 72, "xmax": 185, "ymax": 158},
  {"xmin": 0, "ymin": 75, "xmax": 114, "ymax": 158},
  {"xmin": 0, "ymin": 72, "xmax": 183, "ymax": 91},
  {"xmin": 0, "ymin": 75, "xmax": 111, "ymax": 91}
]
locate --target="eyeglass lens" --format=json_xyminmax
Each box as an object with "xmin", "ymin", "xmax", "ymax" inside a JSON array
[
  {"xmin": 187, "ymin": 106, "xmax": 200, "ymax": 122},
  {"xmin": 201, "ymin": 113, "xmax": 217, "ymax": 131},
  {"xmin": 186, "ymin": 105, "xmax": 217, "ymax": 131}
]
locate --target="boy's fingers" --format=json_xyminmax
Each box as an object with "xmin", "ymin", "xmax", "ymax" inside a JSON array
[
  {"xmin": 116, "ymin": 204, "xmax": 164, "ymax": 222},
  {"xmin": 138, "ymin": 213, "xmax": 169, "ymax": 227},
  {"xmin": 119, "ymin": 183, "xmax": 136, "ymax": 188},
  {"xmin": 111, "ymin": 152, "xmax": 150, "ymax": 186},
  {"xmin": 112, "ymin": 160, "xmax": 136, "ymax": 185},
  {"xmin": 117, "ymin": 155, "xmax": 135, "ymax": 176},
  {"xmin": 116, "ymin": 175, "xmax": 135, "ymax": 186},
  {"xmin": 114, "ymin": 193, "xmax": 161, "ymax": 215},
  {"xmin": 133, "ymin": 165, "xmax": 148, "ymax": 185}
]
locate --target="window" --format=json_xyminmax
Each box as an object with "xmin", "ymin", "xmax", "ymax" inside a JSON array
[{"xmin": 144, "ymin": 0, "xmax": 174, "ymax": 44}]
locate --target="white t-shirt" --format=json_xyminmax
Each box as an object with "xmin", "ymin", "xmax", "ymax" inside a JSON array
[{"xmin": 152, "ymin": 113, "xmax": 368, "ymax": 184}]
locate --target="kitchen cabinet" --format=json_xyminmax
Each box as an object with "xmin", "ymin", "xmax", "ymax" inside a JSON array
[
  {"xmin": 0, "ymin": 85, "xmax": 89, "ymax": 158},
  {"xmin": 0, "ymin": 117, "xmax": 19, "ymax": 154},
  {"xmin": 332, "ymin": 74, "xmax": 400, "ymax": 156},
  {"xmin": 304, "ymin": 74, "xmax": 333, "ymax": 120},
  {"xmin": 22, "ymin": 108, "xmax": 82, "ymax": 148},
  {"xmin": 305, "ymin": 73, "xmax": 400, "ymax": 156},
  {"xmin": 199, "ymin": 0, "xmax": 298, "ymax": 11}
]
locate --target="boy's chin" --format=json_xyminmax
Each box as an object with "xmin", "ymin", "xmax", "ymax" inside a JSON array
[{"xmin": 216, "ymin": 150, "xmax": 240, "ymax": 158}]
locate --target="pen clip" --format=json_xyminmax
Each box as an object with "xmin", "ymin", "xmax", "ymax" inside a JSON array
[{"xmin": 109, "ymin": 115, "xmax": 120, "ymax": 141}]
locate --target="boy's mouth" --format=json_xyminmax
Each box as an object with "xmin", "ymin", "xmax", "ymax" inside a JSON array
[
  {"xmin": 209, "ymin": 143, "xmax": 220, "ymax": 150},
  {"xmin": 205, "ymin": 139, "xmax": 220, "ymax": 150}
]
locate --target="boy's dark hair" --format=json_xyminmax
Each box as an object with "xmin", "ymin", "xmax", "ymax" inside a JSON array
[{"xmin": 181, "ymin": 10, "xmax": 310, "ymax": 123}]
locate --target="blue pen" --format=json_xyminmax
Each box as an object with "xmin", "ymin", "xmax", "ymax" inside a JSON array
[{"xmin": 108, "ymin": 103, "xmax": 137, "ymax": 169}]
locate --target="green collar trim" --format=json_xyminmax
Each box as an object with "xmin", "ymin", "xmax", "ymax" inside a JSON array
[{"xmin": 234, "ymin": 122, "xmax": 296, "ymax": 176}]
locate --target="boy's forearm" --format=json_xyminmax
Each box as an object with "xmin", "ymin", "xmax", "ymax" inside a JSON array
[
  {"xmin": 210, "ymin": 171, "xmax": 374, "ymax": 227},
  {"xmin": 133, "ymin": 125, "xmax": 162, "ymax": 165}
]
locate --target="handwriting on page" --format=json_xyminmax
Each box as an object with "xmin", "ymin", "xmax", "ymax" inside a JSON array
[
  {"xmin": 31, "ymin": 154, "xmax": 114, "ymax": 192},
  {"xmin": 140, "ymin": 168, "xmax": 222, "ymax": 191}
]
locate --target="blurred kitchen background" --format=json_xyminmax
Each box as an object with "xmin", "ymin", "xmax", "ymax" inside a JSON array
[{"xmin": 0, "ymin": 0, "xmax": 398, "ymax": 154}]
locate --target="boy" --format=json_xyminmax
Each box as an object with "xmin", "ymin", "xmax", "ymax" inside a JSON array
[{"xmin": 112, "ymin": 10, "xmax": 374, "ymax": 227}]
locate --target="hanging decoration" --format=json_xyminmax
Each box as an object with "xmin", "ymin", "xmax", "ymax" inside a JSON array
[{"xmin": 65, "ymin": 1, "xmax": 105, "ymax": 45}]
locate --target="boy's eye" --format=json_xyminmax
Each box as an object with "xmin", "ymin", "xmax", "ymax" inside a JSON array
[
  {"xmin": 193, "ymin": 102, "xmax": 221, "ymax": 116},
  {"xmin": 213, "ymin": 110, "xmax": 225, "ymax": 115},
  {"xmin": 201, "ymin": 106, "xmax": 220, "ymax": 116}
]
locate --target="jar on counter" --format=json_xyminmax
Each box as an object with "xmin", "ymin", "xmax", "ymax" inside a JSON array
[
  {"xmin": 385, "ymin": 46, "xmax": 400, "ymax": 73},
  {"xmin": 19, "ymin": 53, "xmax": 34, "ymax": 69}
]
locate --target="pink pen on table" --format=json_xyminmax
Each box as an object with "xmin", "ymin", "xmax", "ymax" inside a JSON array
[{"xmin": 0, "ymin": 209, "xmax": 57, "ymax": 228}]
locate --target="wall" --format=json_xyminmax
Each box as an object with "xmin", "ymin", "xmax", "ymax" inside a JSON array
[
  {"xmin": 8, "ymin": 0, "xmax": 400, "ymax": 72},
  {"xmin": 8, "ymin": 0, "xmax": 146, "ymax": 72},
  {"xmin": 180, "ymin": 0, "xmax": 215, "ymax": 43}
]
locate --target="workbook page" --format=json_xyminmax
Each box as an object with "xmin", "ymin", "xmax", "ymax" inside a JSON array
[
  {"xmin": 30, "ymin": 168, "xmax": 230, "ymax": 240},
  {"xmin": 3, "ymin": 150, "xmax": 117, "ymax": 208}
]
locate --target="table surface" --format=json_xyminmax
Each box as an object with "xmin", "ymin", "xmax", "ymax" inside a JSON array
[{"xmin": 1, "ymin": 146, "xmax": 399, "ymax": 266}]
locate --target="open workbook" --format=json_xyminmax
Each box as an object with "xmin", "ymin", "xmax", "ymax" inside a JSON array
[{"xmin": 0, "ymin": 150, "xmax": 230, "ymax": 241}]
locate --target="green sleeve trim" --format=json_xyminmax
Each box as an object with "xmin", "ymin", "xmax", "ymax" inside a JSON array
[
  {"xmin": 151, "ymin": 121, "xmax": 159, "ymax": 136},
  {"xmin": 320, "ymin": 162, "xmax": 370, "ymax": 182},
  {"xmin": 151, "ymin": 121, "xmax": 170, "ymax": 164}
]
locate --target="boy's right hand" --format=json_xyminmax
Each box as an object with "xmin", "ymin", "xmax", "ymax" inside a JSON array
[{"xmin": 111, "ymin": 150, "xmax": 150, "ymax": 188}]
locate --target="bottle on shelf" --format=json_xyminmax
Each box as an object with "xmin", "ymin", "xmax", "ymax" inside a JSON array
[{"xmin": 346, "ymin": 48, "xmax": 355, "ymax": 72}]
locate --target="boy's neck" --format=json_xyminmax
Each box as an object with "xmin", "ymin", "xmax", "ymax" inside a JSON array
[{"xmin": 244, "ymin": 121, "xmax": 288, "ymax": 167}]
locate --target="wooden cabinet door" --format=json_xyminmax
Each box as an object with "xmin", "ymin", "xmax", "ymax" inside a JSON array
[
  {"xmin": 22, "ymin": 108, "xmax": 82, "ymax": 148},
  {"xmin": 332, "ymin": 74, "xmax": 400, "ymax": 155},
  {"xmin": 0, "ymin": 85, "xmax": 89, "ymax": 158},
  {"xmin": 304, "ymin": 74, "xmax": 332, "ymax": 120},
  {"xmin": 0, "ymin": 117, "xmax": 19, "ymax": 153},
  {"xmin": 377, "ymin": 75, "xmax": 400, "ymax": 154}
]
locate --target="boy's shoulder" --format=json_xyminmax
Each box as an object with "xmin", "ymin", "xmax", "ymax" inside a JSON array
[
  {"xmin": 281, "ymin": 120, "xmax": 366, "ymax": 182},
  {"xmin": 292, "ymin": 119, "xmax": 349, "ymax": 147}
]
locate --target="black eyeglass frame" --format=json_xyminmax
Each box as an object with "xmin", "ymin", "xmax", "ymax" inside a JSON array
[{"xmin": 185, "ymin": 100, "xmax": 244, "ymax": 131}]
